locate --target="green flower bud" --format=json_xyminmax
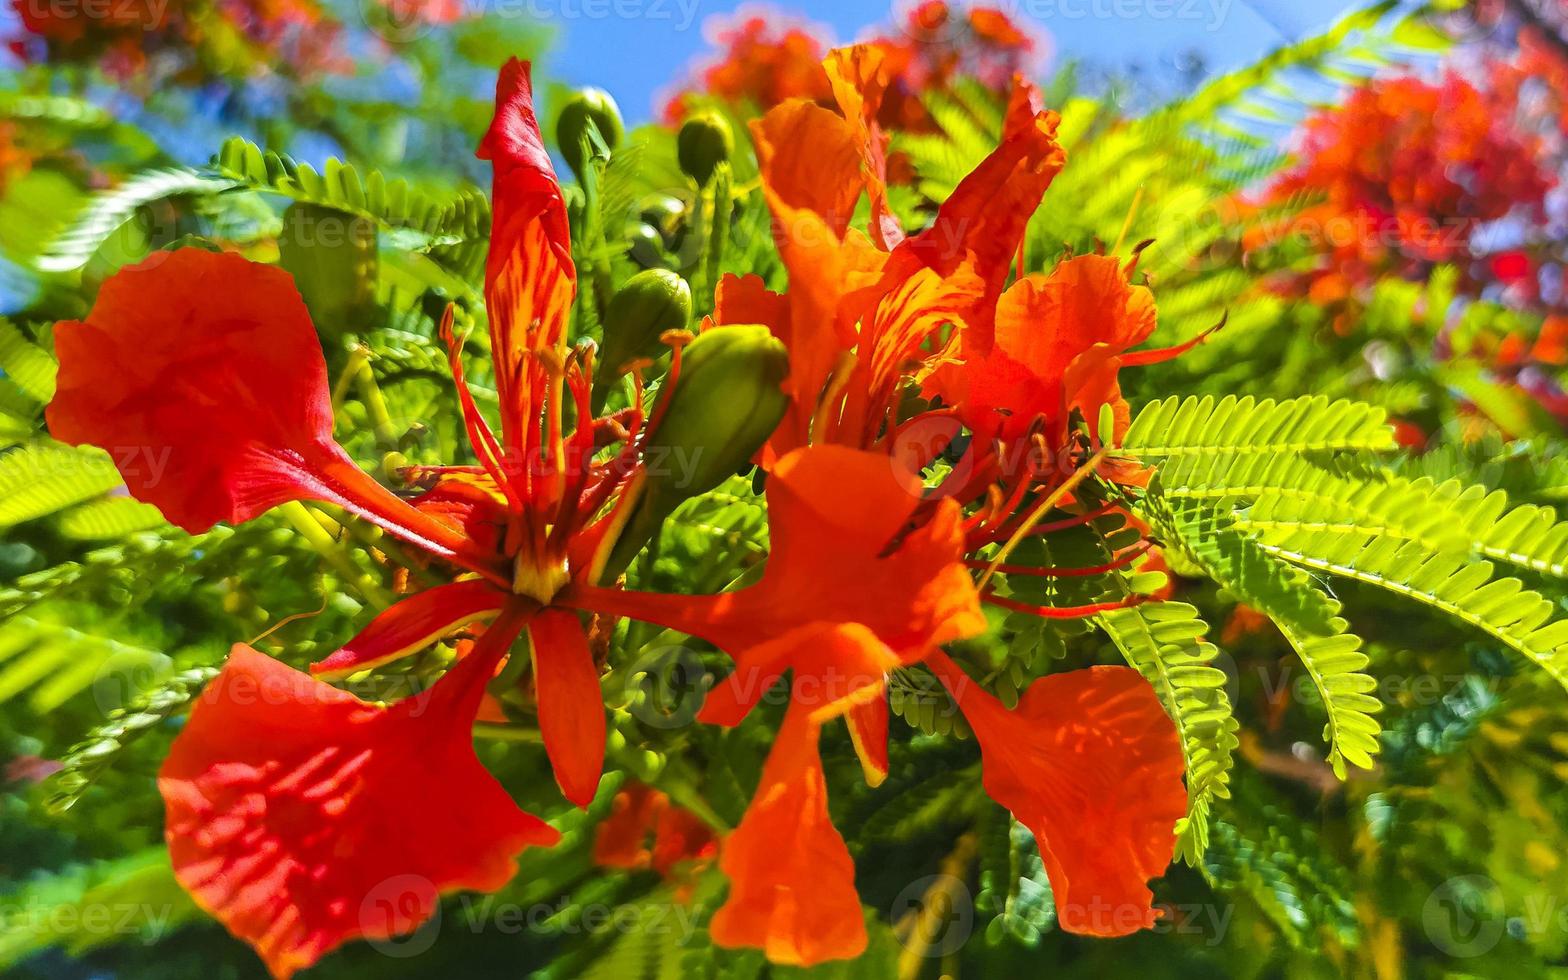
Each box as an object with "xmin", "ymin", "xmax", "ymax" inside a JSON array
[
  {"xmin": 677, "ymin": 111, "xmax": 734, "ymax": 187},
  {"xmin": 625, "ymin": 221, "xmax": 669, "ymax": 270},
  {"xmin": 600, "ymin": 325, "xmax": 789, "ymax": 578},
  {"xmin": 556, "ymin": 87, "xmax": 624, "ymax": 180},
  {"xmin": 277, "ymin": 202, "xmax": 377, "ymax": 336},
  {"xmin": 595, "ymin": 269, "xmax": 693, "ymax": 388},
  {"xmin": 639, "ymin": 194, "xmax": 686, "ymax": 245}
]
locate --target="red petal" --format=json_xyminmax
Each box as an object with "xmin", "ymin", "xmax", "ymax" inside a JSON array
[
  {"xmin": 47, "ymin": 250, "xmax": 342, "ymax": 534},
  {"xmin": 708, "ymin": 696, "xmax": 866, "ymax": 966},
  {"xmin": 477, "ymin": 58, "xmax": 577, "ymax": 460},
  {"xmin": 926, "ymin": 652, "xmax": 1186, "ymax": 937},
  {"xmin": 527, "ymin": 608, "xmax": 606, "ymax": 807},
  {"xmin": 650, "ymin": 804, "xmax": 717, "ymax": 876},
  {"xmin": 161, "ymin": 618, "xmax": 555, "ymax": 979},
  {"xmin": 310, "ymin": 580, "xmax": 508, "ymax": 680},
  {"xmin": 46, "ymin": 249, "xmax": 507, "ymax": 581},
  {"xmin": 895, "ymin": 78, "xmax": 1065, "ymax": 354},
  {"xmin": 592, "ymin": 783, "xmax": 666, "ymax": 870}
]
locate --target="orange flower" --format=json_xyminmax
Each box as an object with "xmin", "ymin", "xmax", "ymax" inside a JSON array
[
  {"xmin": 662, "ymin": 2, "xmax": 1047, "ymax": 136},
  {"xmin": 720, "ymin": 53, "xmax": 1064, "ymax": 456},
  {"xmin": 7, "ymin": 0, "xmax": 346, "ymax": 80},
  {"xmin": 1258, "ymin": 70, "xmax": 1555, "ymax": 299},
  {"xmin": 660, "ymin": 6, "xmax": 834, "ymax": 123},
  {"xmin": 927, "ymin": 253, "xmax": 1156, "ymax": 448},
  {"xmin": 669, "ymin": 45, "xmax": 1196, "ymax": 958},
  {"xmin": 570, "ymin": 445, "xmax": 986, "ymax": 961}
]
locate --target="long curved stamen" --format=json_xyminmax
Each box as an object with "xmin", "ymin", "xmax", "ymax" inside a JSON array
[
  {"xmin": 440, "ymin": 308, "xmax": 522, "ymax": 514},
  {"xmin": 967, "ymin": 541, "xmax": 1152, "ymax": 578},
  {"xmin": 976, "ymin": 443, "xmax": 1111, "ymax": 591},
  {"xmin": 1119, "ymin": 314, "xmax": 1225, "ymax": 366},
  {"xmin": 980, "ymin": 591, "xmax": 1146, "ymax": 619}
]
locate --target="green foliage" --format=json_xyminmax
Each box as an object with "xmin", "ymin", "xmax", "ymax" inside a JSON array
[
  {"xmin": 211, "ymin": 138, "xmax": 492, "ymax": 247},
  {"xmin": 1100, "ymin": 601, "xmax": 1237, "ymax": 864},
  {"xmin": 38, "ymin": 169, "xmax": 238, "ymax": 274}
]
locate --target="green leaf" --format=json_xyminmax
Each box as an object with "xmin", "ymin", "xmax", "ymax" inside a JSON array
[
  {"xmin": 39, "ymin": 168, "xmax": 238, "ymax": 273},
  {"xmin": 0, "ymin": 442, "xmax": 122, "ymax": 527},
  {"xmin": 0, "ymin": 318, "xmax": 57, "ymax": 403},
  {"xmin": 58, "ymin": 497, "xmax": 166, "ymax": 539},
  {"xmin": 1100, "ymin": 602, "xmax": 1238, "ymax": 863}
]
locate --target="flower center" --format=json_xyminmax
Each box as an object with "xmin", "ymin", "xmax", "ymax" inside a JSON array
[{"xmin": 513, "ymin": 549, "xmax": 570, "ymax": 605}]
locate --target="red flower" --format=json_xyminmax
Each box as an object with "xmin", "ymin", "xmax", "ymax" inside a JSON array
[
  {"xmin": 47, "ymin": 58, "xmax": 757, "ymax": 977},
  {"xmin": 1258, "ymin": 70, "xmax": 1556, "ymax": 298}
]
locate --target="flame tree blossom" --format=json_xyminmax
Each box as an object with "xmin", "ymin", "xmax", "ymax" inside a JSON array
[
  {"xmin": 611, "ymin": 43, "xmax": 1194, "ymax": 963},
  {"xmin": 48, "ymin": 46, "xmax": 1200, "ymax": 975}
]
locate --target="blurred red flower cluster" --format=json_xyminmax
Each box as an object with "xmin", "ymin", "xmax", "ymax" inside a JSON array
[
  {"xmin": 1256, "ymin": 69, "xmax": 1556, "ymax": 304},
  {"xmin": 661, "ymin": 0, "xmax": 1047, "ymax": 130}
]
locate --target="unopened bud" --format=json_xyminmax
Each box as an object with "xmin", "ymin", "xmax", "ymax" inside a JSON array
[
  {"xmin": 598, "ymin": 270, "xmax": 693, "ymax": 380},
  {"xmin": 626, "ymin": 221, "xmax": 668, "ymax": 269},
  {"xmin": 600, "ymin": 325, "xmax": 788, "ymax": 577},
  {"xmin": 556, "ymin": 87, "xmax": 624, "ymax": 181},
  {"xmin": 677, "ymin": 111, "xmax": 733, "ymax": 187},
  {"xmin": 639, "ymin": 195, "xmax": 686, "ymax": 245}
]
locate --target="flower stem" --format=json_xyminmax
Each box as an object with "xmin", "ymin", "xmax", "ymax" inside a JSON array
[{"xmin": 278, "ymin": 501, "xmax": 393, "ymax": 608}]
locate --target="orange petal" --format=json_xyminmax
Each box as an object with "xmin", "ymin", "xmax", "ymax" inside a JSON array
[
  {"xmin": 527, "ymin": 608, "xmax": 606, "ymax": 807},
  {"xmin": 895, "ymin": 77, "xmax": 1065, "ymax": 355},
  {"xmin": 825, "ymin": 44, "xmax": 902, "ymax": 250},
  {"xmin": 569, "ymin": 445, "xmax": 985, "ymax": 683},
  {"xmin": 713, "ymin": 273, "xmax": 790, "ymax": 331},
  {"xmin": 937, "ymin": 254, "xmax": 1156, "ymax": 446},
  {"xmin": 926, "ymin": 652, "xmax": 1186, "ymax": 937},
  {"xmin": 694, "ymin": 622, "xmax": 899, "ymax": 728},
  {"xmin": 311, "ymin": 580, "xmax": 508, "ymax": 680},
  {"xmin": 751, "ymin": 98, "xmax": 863, "ymax": 241},
  {"xmin": 846, "ymin": 694, "xmax": 889, "ymax": 787},
  {"xmin": 709, "ymin": 695, "xmax": 866, "ymax": 966},
  {"xmin": 161, "ymin": 619, "xmax": 556, "ymax": 980},
  {"xmin": 751, "ymin": 100, "xmax": 889, "ymax": 451}
]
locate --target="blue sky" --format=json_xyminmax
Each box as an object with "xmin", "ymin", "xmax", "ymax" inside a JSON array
[{"xmin": 539, "ymin": 0, "xmax": 1370, "ymax": 122}]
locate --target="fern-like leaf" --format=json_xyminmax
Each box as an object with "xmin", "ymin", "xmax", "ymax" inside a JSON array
[
  {"xmin": 38, "ymin": 169, "xmax": 238, "ymax": 273},
  {"xmin": 1247, "ymin": 527, "xmax": 1568, "ymax": 691},
  {"xmin": 0, "ymin": 318, "xmax": 57, "ymax": 403},
  {"xmin": 0, "ymin": 442, "xmax": 123, "ymax": 527},
  {"xmin": 1275, "ymin": 621, "xmax": 1381, "ymax": 777},
  {"xmin": 1099, "ymin": 601, "xmax": 1238, "ymax": 863}
]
